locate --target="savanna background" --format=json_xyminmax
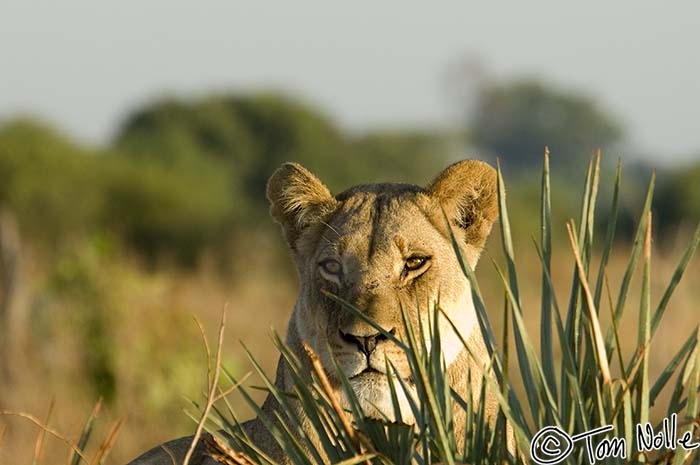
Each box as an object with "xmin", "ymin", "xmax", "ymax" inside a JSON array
[{"xmin": 1, "ymin": 2, "xmax": 699, "ymax": 464}]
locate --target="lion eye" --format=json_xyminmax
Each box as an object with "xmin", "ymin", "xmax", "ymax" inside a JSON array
[
  {"xmin": 404, "ymin": 256, "xmax": 429, "ymax": 272},
  {"xmin": 320, "ymin": 259, "xmax": 342, "ymax": 275}
]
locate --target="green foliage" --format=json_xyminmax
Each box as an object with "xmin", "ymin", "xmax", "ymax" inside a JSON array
[
  {"xmin": 0, "ymin": 120, "xmax": 105, "ymax": 249},
  {"xmin": 201, "ymin": 156, "xmax": 700, "ymax": 465},
  {"xmin": 0, "ymin": 118, "xmax": 238, "ymax": 265},
  {"xmin": 656, "ymin": 162, "xmax": 700, "ymax": 239},
  {"xmin": 44, "ymin": 245, "xmax": 118, "ymax": 403},
  {"xmin": 114, "ymin": 93, "xmax": 457, "ymax": 215},
  {"xmin": 349, "ymin": 130, "xmax": 455, "ymax": 185},
  {"xmin": 470, "ymin": 80, "xmax": 622, "ymax": 173},
  {"xmin": 101, "ymin": 156, "xmax": 236, "ymax": 265},
  {"xmin": 1, "ymin": 89, "xmax": 693, "ymax": 269},
  {"xmin": 0, "ymin": 98, "xmax": 459, "ymax": 268},
  {"xmin": 114, "ymin": 93, "xmax": 351, "ymax": 212}
]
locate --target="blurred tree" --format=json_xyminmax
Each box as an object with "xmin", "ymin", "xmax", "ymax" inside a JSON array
[
  {"xmin": 48, "ymin": 249, "xmax": 118, "ymax": 402},
  {"xmin": 0, "ymin": 118, "xmax": 238, "ymax": 266},
  {"xmin": 0, "ymin": 99, "xmax": 462, "ymax": 268},
  {"xmin": 113, "ymin": 98, "xmax": 256, "ymax": 169},
  {"xmin": 0, "ymin": 209, "xmax": 24, "ymax": 384},
  {"xmin": 469, "ymin": 79, "xmax": 623, "ymax": 174},
  {"xmin": 113, "ymin": 93, "xmax": 352, "ymax": 212},
  {"xmin": 0, "ymin": 119, "xmax": 105, "ymax": 250},
  {"xmin": 114, "ymin": 92, "xmax": 462, "ymax": 212},
  {"xmin": 655, "ymin": 162, "xmax": 700, "ymax": 240},
  {"xmin": 350, "ymin": 130, "xmax": 457, "ymax": 185},
  {"xmin": 101, "ymin": 156, "xmax": 236, "ymax": 266},
  {"xmin": 221, "ymin": 94, "xmax": 352, "ymax": 196}
]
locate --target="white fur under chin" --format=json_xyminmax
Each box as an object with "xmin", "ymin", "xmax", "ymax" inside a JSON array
[
  {"xmin": 346, "ymin": 372, "xmax": 417, "ymax": 425},
  {"xmin": 437, "ymin": 287, "xmax": 479, "ymax": 366},
  {"xmin": 337, "ymin": 290, "xmax": 479, "ymax": 425}
]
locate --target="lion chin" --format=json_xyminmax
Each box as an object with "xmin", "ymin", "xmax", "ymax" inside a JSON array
[{"xmin": 344, "ymin": 370, "xmax": 417, "ymax": 425}]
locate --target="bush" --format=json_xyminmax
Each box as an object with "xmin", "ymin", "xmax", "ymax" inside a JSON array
[
  {"xmin": 656, "ymin": 162, "xmax": 700, "ymax": 240},
  {"xmin": 101, "ymin": 156, "xmax": 237, "ymax": 266},
  {"xmin": 113, "ymin": 93, "xmax": 351, "ymax": 216},
  {"xmin": 0, "ymin": 118, "xmax": 242, "ymax": 265},
  {"xmin": 470, "ymin": 80, "xmax": 622, "ymax": 174},
  {"xmin": 114, "ymin": 93, "xmax": 462, "ymax": 218},
  {"xmin": 0, "ymin": 119, "xmax": 105, "ymax": 250},
  {"xmin": 349, "ymin": 130, "xmax": 456, "ymax": 185}
]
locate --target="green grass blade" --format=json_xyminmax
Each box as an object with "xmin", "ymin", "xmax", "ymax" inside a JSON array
[
  {"xmin": 622, "ymin": 387, "xmax": 633, "ymax": 462},
  {"xmin": 398, "ymin": 306, "xmax": 455, "ymax": 465},
  {"xmin": 584, "ymin": 152, "xmax": 601, "ymax": 266},
  {"xmin": 273, "ymin": 338, "xmax": 352, "ymax": 462},
  {"xmin": 442, "ymin": 210, "xmax": 503, "ymax": 382},
  {"xmin": 594, "ymin": 159, "xmax": 621, "ymax": 309},
  {"xmin": 575, "ymin": 155, "xmax": 604, "ymax": 406},
  {"xmin": 577, "ymin": 155, "xmax": 594, "ymax": 249},
  {"xmin": 495, "ymin": 159, "xmax": 521, "ymax": 311},
  {"xmin": 650, "ymin": 330, "xmax": 698, "ymax": 405},
  {"xmin": 540, "ymin": 148, "xmax": 557, "ymax": 405},
  {"xmin": 384, "ymin": 358, "xmax": 404, "ymax": 425},
  {"xmin": 229, "ymin": 380, "xmax": 311, "ymax": 465},
  {"xmin": 438, "ymin": 305, "xmax": 529, "ymax": 435},
  {"xmin": 242, "ymin": 345, "xmax": 327, "ymax": 465},
  {"xmin": 668, "ymin": 346, "xmax": 697, "ymax": 415},
  {"xmin": 70, "ymin": 399, "xmax": 102, "ymax": 465},
  {"xmin": 475, "ymin": 369, "xmax": 532, "ymax": 455},
  {"xmin": 563, "ymin": 154, "xmax": 594, "ymax": 360},
  {"xmin": 492, "ymin": 260, "xmax": 562, "ymax": 428},
  {"xmin": 321, "ymin": 290, "xmax": 407, "ymax": 351},
  {"xmin": 605, "ymin": 172, "xmax": 655, "ymax": 355},
  {"xmin": 636, "ymin": 215, "xmax": 652, "ymax": 427},
  {"xmin": 650, "ymin": 221, "xmax": 700, "ymax": 337},
  {"xmin": 496, "ymin": 161, "xmax": 547, "ymax": 428},
  {"xmin": 672, "ymin": 328, "xmax": 700, "ymax": 465},
  {"xmin": 533, "ymin": 238, "xmax": 588, "ymax": 432}
]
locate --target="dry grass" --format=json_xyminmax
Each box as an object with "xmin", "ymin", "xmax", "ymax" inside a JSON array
[
  {"xmin": 0, "ymin": 243, "xmax": 295, "ymax": 465},
  {"xmin": 0, "ymin": 225, "xmax": 698, "ymax": 464}
]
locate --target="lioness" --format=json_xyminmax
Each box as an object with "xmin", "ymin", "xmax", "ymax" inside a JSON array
[{"xmin": 128, "ymin": 159, "xmax": 502, "ymax": 465}]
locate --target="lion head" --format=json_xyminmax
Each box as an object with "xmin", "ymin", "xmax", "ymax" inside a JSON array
[{"xmin": 266, "ymin": 160, "xmax": 498, "ymax": 423}]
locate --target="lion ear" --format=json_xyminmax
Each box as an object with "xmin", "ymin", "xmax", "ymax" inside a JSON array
[
  {"xmin": 428, "ymin": 160, "xmax": 498, "ymax": 261},
  {"xmin": 266, "ymin": 162, "xmax": 337, "ymax": 249}
]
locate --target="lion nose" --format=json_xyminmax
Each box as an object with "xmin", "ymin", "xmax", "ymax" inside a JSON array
[{"xmin": 340, "ymin": 328, "xmax": 396, "ymax": 356}]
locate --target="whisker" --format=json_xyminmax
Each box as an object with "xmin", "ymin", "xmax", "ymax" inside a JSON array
[{"xmin": 320, "ymin": 220, "xmax": 342, "ymax": 238}]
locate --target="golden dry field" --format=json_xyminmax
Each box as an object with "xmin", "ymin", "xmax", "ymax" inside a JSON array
[{"xmin": 1, "ymin": 219, "xmax": 698, "ymax": 464}]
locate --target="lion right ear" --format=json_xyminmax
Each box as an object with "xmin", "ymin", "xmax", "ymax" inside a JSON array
[
  {"xmin": 427, "ymin": 160, "xmax": 498, "ymax": 264},
  {"xmin": 266, "ymin": 163, "xmax": 337, "ymax": 249}
]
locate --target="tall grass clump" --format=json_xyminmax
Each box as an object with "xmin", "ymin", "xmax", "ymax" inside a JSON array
[{"xmin": 196, "ymin": 153, "xmax": 700, "ymax": 465}]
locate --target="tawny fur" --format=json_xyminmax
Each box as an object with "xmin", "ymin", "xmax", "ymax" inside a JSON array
[{"xmin": 127, "ymin": 160, "xmax": 505, "ymax": 465}]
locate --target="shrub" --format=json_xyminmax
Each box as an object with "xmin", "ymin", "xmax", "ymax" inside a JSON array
[
  {"xmin": 656, "ymin": 163, "xmax": 700, "ymax": 241},
  {"xmin": 0, "ymin": 119, "xmax": 105, "ymax": 250},
  {"xmin": 101, "ymin": 155, "xmax": 237, "ymax": 266},
  {"xmin": 113, "ymin": 93, "xmax": 351, "ymax": 217}
]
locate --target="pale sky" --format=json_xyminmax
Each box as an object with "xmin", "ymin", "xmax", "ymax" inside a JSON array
[{"xmin": 2, "ymin": 1, "xmax": 699, "ymax": 165}]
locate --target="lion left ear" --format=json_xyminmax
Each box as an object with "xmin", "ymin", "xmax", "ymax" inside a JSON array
[
  {"xmin": 427, "ymin": 160, "xmax": 499, "ymax": 262},
  {"xmin": 266, "ymin": 162, "xmax": 337, "ymax": 250}
]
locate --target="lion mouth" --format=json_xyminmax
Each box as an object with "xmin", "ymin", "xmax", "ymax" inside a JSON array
[
  {"xmin": 350, "ymin": 367, "xmax": 383, "ymax": 378},
  {"xmin": 350, "ymin": 366, "xmax": 414, "ymax": 384},
  {"xmin": 345, "ymin": 368, "xmax": 419, "ymax": 425}
]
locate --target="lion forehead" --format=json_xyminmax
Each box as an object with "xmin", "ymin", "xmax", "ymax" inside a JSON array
[{"xmin": 322, "ymin": 190, "xmax": 441, "ymax": 254}]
